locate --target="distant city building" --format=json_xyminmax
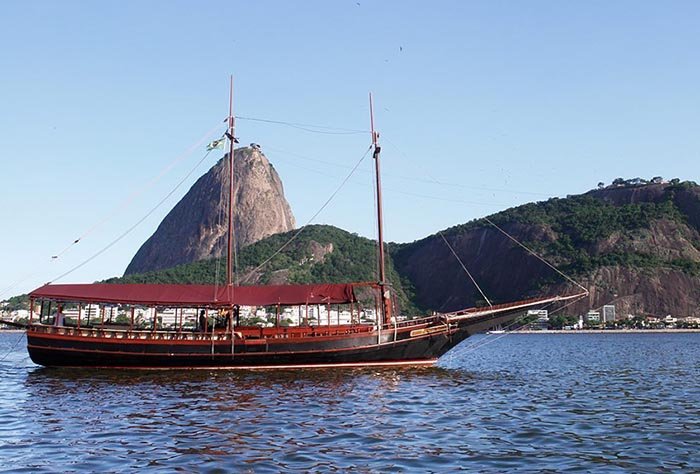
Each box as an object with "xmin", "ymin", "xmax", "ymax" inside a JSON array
[
  {"xmin": 586, "ymin": 311, "xmax": 601, "ymax": 324},
  {"xmin": 527, "ymin": 309, "xmax": 549, "ymax": 330},
  {"xmin": 602, "ymin": 305, "xmax": 616, "ymax": 323}
]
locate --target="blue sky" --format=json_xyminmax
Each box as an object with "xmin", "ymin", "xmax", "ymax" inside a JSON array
[{"xmin": 1, "ymin": 0, "xmax": 698, "ymax": 297}]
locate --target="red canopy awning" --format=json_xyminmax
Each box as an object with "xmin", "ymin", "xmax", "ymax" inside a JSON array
[{"xmin": 29, "ymin": 283, "xmax": 360, "ymax": 307}]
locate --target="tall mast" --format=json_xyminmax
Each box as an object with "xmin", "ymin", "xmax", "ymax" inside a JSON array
[
  {"xmin": 369, "ymin": 93, "xmax": 391, "ymax": 326},
  {"xmin": 226, "ymin": 76, "xmax": 236, "ymax": 287}
]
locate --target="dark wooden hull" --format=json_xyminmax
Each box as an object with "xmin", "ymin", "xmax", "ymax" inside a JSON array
[{"xmin": 26, "ymin": 311, "xmax": 520, "ymax": 369}]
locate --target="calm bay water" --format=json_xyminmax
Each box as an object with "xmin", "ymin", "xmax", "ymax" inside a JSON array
[{"xmin": 1, "ymin": 332, "xmax": 699, "ymax": 473}]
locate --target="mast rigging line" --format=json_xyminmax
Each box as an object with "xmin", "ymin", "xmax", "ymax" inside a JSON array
[
  {"xmin": 380, "ymin": 135, "xmax": 553, "ymax": 198},
  {"xmin": 438, "ymin": 232, "xmax": 492, "ymax": 308},
  {"xmin": 235, "ymin": 115, "xmax": 368, "ymax": 135},
  {"xmin": 48, "ymin": 149, "xmax": 217, "ymax": 285},
  {"xmin": 263, "ymin": 142, "xmax": 547, "ymax": 200},
  {"xmin": 447, "ymin": 292, "xmax": 589, "ymax": 360},
  {"xmin": 239, "ymin": 144, "xmax": 373, "ymax": 285},
  {"xmin": 0, "ymin": 332, "xmax": 25, "ymax": 363},
  {"xmin": 481, "ymin": 216, "xmax": 589, "ymax": 294},
  {"xmin": 52, "ymin": 122, "xmax": 225, "ymax": 261},
  {"xmin": 379, "ymin": 132, "xmax": 588, "ymax": 300},
  {"xmin": 0, "ymin": 124, "xmax": 225, "ymax": 300},
  {"xmin": 262, "ymin": 147, "xmax": 510, "ymax": 208}
]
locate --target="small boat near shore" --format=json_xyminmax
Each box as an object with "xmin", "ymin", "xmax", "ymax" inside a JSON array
[{"xmin": 6, "ymin": 81, "xmax": 586, "ymax": 369}]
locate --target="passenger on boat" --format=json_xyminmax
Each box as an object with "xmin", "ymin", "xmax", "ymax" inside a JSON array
[
  {"xmin": 233, "ymin": 305, "xmax": 240, "ymax": 327},
  {"xmin": 55, "ymin": 305, "xmax": 64, "ymax": 327},
  {"xmin": 216, "ymin": 309, "xmax": 231, "ymax": 330},
  {"xmin": 198, "ymin": 310, "xmax": 207, "ymax": 332}
]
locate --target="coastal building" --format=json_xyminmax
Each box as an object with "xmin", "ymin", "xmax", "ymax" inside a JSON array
[
  {"xmin": 602, "ymin": 305, "xmax": 616, "ymax": 322},
  {"xmin": 9, "ymin": 309, "xmax": 29, "ymax": 322},
  {"xmin": 585, "ymin": 311, "xmax": 601, "ymax": 324},
  {"xmin": 527, "ymin": 309, "xmax": 549, "ymax": 330}
]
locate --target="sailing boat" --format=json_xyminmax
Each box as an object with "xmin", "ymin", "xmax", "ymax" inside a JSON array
[{"xmin": 19, "ymin": 81, "xmax": 586, "ymax": 369}]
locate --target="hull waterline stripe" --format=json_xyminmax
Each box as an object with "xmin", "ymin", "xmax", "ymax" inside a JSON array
[{"xmin": 48, "ymin": 359, "xmax": 439, "ymax": 370}]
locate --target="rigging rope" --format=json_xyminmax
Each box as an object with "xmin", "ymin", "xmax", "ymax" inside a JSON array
[
  {"xmin": 381, "ymin": 135, "xmax": 552, "ymax": 197},
  {"xmin": 438, "ymin": 232, "xmax": 492, "ymax": 308},
  {"xmin": 0, "ymin": 123, "xmax": 224, "ymax": 300},
  {"xmin": 444, "ymin": 292, "xmax": 589, "ymax": 363},
  {"xmin": 52, "ymin": 122, "xmax": 225, "ymax": 260},
  {"xmin": 263, "ymin": 142, "xmax": 535, "ymax": 205},
  {"xmin": 481, "ymin": 216, "xmax": 588, "ymax": 294},
  {"xmin": 239, "ymin": 144, "xmax": 373, "ymax": 284},
  {"xmin": 0, "ymin": 332, "xmax": 25, "ymax": 363},
  {"xmin": 48, "ymin": 149, "xmax": 216, "ymax": 284},
  {"xmin": 378, "ymin": 133, "xmax": 589, "ymax": 309},
  {"xmin": 371, "ymin": 148, "xmax": 379, "ymax": 283},
  {"xmin": 262, "ymin": 147, "xmax": 509, "ymax": 209},
  {"xmin": 213, "ymin": 144, "xmax": 229, "ymax": 297},
  {"xmin": 236, "ymin": 115, "xmax": 368, "ymax": 135},
  {"xmin": 544, "ymin": 293, "xmax": 589, "ymax": 318}
]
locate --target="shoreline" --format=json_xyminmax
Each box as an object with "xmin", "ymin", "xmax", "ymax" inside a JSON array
[
  {"xmin": 4, "ymin": 328, "xmax": 700, "ymax": 334},
  {"xmin": 508, "ymin": 329, "xmax": 700, "ymax": 334}
]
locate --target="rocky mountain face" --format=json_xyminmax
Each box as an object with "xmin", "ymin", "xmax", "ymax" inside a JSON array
[
  {"xmin": 120, "ymin": 172, "xmax": 700, "ymax": 319},
  {"xmin": 392, "ymin": 181, "xmax": 700, "ymax": 317},
  {"xmin": 124, "ymin": 147, "xmax": 295, "ymax": 275},
  {"xmin": 113, "ymin": 225, "xmax": 418, "ymax": 314}
]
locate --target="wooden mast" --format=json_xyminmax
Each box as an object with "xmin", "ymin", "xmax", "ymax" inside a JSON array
[
  {"xmin": 369, "ymin": 93, "xmax": 391, "ymax": 329},
  {"xmin": 226, "ymin": 76, "xmax": 236, "ymax": 287}
]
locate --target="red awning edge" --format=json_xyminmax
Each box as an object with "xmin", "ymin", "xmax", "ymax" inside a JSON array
[{"xmin": 29, "ymin": 283, "xmax": 361, "ymax": 307}]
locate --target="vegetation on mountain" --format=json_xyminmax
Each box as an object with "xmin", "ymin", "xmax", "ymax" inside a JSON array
[
  {"xmin": 2, "ymin": 294, "xmax": 28, "ymax": 311},
  {"xmin": 107, "ymin": 225, "xmax": 420, "ymax": 314},
  {"xmin": 392, "ymin": 179, "xmax": 700, "ymax": 315},
  {"xmin": 5, "ymin": 179, "xmax": 700, "ymax": 318},
  {"xmin": 418, "ymin": 180, "xmax": 699, "ymax": 278}
]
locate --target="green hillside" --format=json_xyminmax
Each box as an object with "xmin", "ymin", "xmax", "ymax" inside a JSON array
[
  {"xmin": 391, "ymin": 179, "xmax": 700, "ymax": 314},
  {"xmin": 7, "ymin": 180, "xmax": 700, "ymax": 318},
  {"xmin": 106, "ymin": 225, "xmax": 419, "ymax": 314}
]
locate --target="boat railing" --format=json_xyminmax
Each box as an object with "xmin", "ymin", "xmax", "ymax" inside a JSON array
[
  {"xmin": 28, "ymin": 322, "xmax": 385, "ymax": 341},
  {"xmin": 29, "ymin": 324, "xmax": 236, "ymax": 341}
]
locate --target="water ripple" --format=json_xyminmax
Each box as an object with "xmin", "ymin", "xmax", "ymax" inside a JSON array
[{"xmin": 1, "ymin": 333, "xmax": 700, "ymax": 472}]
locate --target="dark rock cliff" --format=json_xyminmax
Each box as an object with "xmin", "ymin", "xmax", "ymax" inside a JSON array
[
  {"xmin": 392, "ymin": 181, "xmax": 700, "ymax": 317},
  {"xmin": 124, "ymin": 146, "xmax": 295, "ymax": 275}
]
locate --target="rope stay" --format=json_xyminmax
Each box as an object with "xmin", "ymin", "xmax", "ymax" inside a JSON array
[
  {"xmin": 51, "ymin": 122, "xmax": 224, "ymax": 261},
  {"xmin": 48, "ymin": 148, "xmax": 217, "ymax": 284},
  {"xmin": 444, "ymin": 291, "xmax": 589, "ymax": 362},
  {"xmin": 7, "ymin": 113, "xmax": 368, "ymax": 295},
  {"xmin": 0, "ymin": 332, "xmax": 25, "ymax": 363},
  {"xmin": 0, "ymin": 124, "xmax": 224, "ymax": 300},
  {"xmin": 482, "ymin": 216, "xmax": 589, "ymax": 294},
  {"xmin": 213, "ymin": 138, "xmax": 229, "ymax": 298},
  {"xmin": 239, "ymin": 144, "xmax": 373, "ymax": 285},
  {"xmin": 438, "ymin": 232, "xmax": 492, "ymax": 308},
  {"xmin": 376, "ymin": 131, "xmax": 589, "ymax": 331},
  {"xmin": 235, "ymin": 115, "xmax": 368, "ymax": 135}
]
